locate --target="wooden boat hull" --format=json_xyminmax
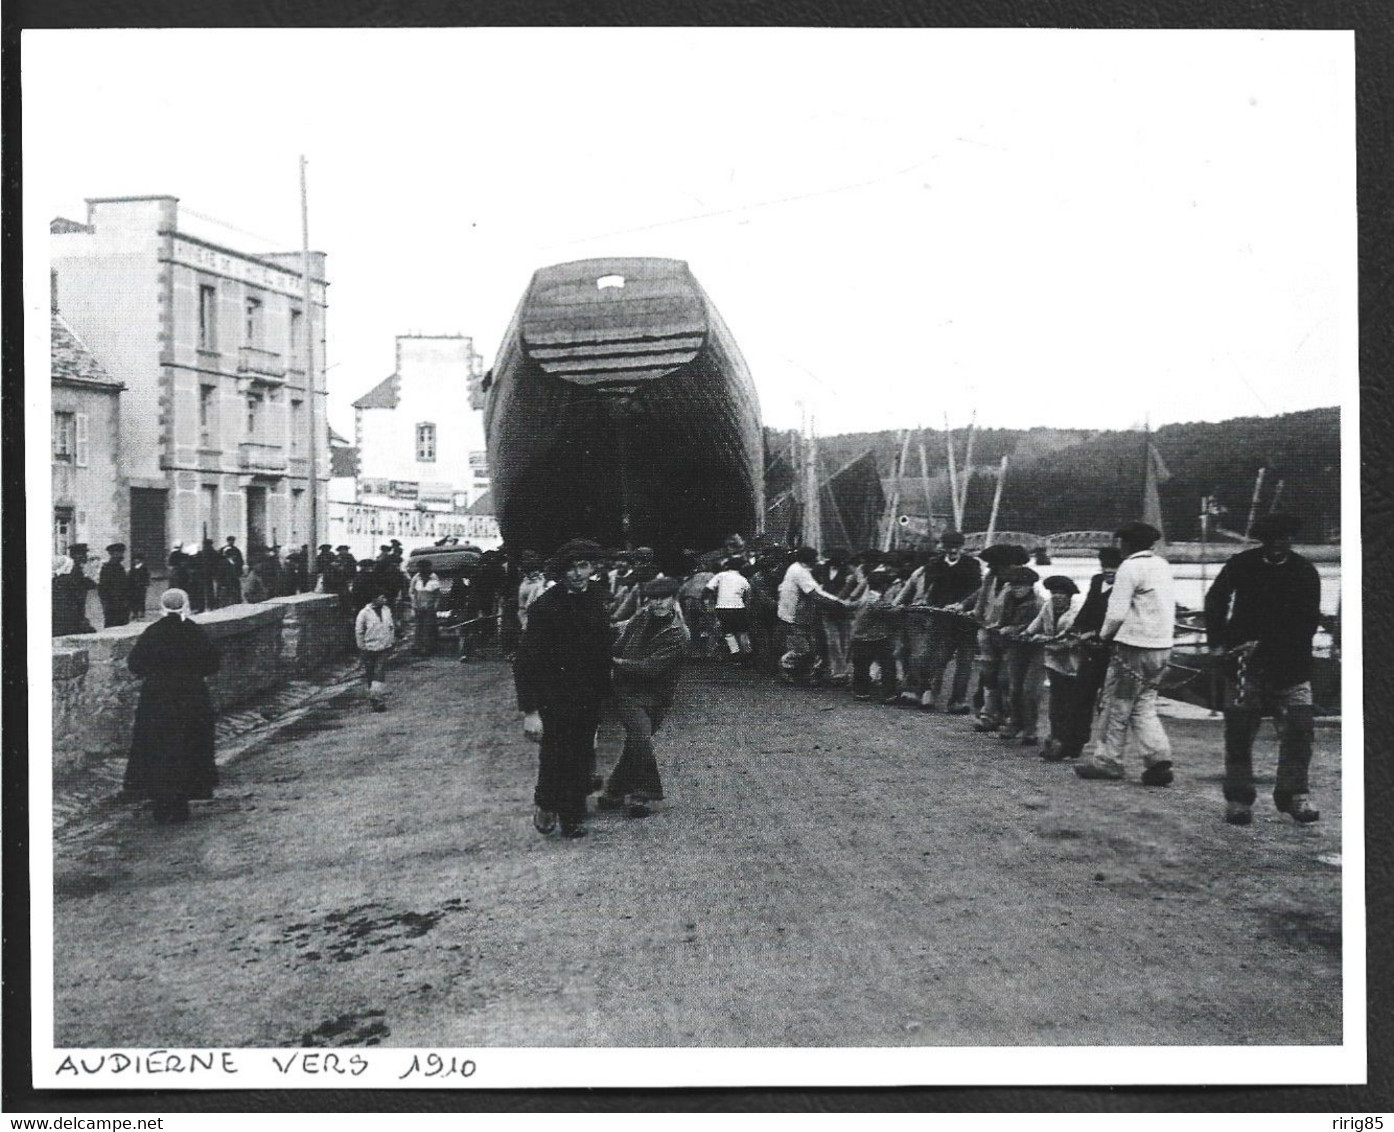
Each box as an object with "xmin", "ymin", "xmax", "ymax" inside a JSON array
[{"xmin": 484, "ymin": 258, "xmax": 763, "ymax": 555}]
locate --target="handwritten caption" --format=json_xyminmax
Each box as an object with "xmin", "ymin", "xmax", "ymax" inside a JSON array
[{"xmin": 55, "ymin": 1050, "xmax": 478, "ymax": 1082}]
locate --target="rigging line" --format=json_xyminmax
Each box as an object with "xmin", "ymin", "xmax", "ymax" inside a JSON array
[
  {"xmin": 539, "ymin": 155, "xmax": 938, "ymax": 250},
  {"xmin": 179, "ymin": 206, "xmax": 293, "ymax": 249}
]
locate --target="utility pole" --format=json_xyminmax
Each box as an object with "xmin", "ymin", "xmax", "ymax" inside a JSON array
[{"xmin": 300, "ymin": 156, "xmax": 319, "ymax": 562}]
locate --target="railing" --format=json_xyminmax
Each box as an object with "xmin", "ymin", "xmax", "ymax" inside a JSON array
[
  {"xmin": 237, "ymin": 345, "xmax": 286, "ymax": 380},
  {"xmin": 238, "ymin": 442, "xmax": 289, "ymax": 473}
]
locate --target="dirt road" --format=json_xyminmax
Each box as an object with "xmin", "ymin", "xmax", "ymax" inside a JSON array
[{"xmin": 53, "ymin": 653, "xmax": 1342, "ymax": 1047}]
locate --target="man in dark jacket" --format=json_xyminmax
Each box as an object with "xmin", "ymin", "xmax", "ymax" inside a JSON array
[
  {"xmin": 597, "ymin": 576, "xmax": 690, "ymax": 818},
  {"xmin": 97, "ymin": 543, "xmax": 130, "ymax": 627},
  {"xmin": 1204, "ymin": 513, "xmax": 1323, "ymax": 825},
  {"xmin": 220, "ymin": 537, "xmax": 245, "ymax": 605},
  {"xmin": 514, "ymin": 538, "xmax": 613, "ymax": 839},
  {"xmin": 127, "ymin": 554, "xmax": 151, "ymax": 620},
  {"xmin": 920, "ymin": 529, "xmax": 983, "ymax": 713}
]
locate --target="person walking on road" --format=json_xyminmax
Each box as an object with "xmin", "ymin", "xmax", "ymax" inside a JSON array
[
  {"xmin": 355, "ymin": 591, "xmax": 396, "ymax": 712},
  {"xmin": 597, "ymin": 576, "xmax": 690, "ymax": 818},
  {"xmin": 514, "ymin": 538, "xmax": 613, "ymax": 839},
  {"xmin": 120, "ymin": 588, "xmax": 221, "ymax": 824},
  {"xmin": 410, "ymin": 558, "xmax": 442, "ymax": 655},
  {"xmin": 220, "ymin": 536, "xmax": 245, "ymax": 606},
  {"xmin": 705, "ymin": 556, "xmax": 753, "ymax": 661},
  {"xmin": 1203, "ymin": 512, "xmax": 1323, "ymax": 825},
  {"xmin": 52, "ymin": 553, "xmax": 94, "ymax": 636},
  {"xmin": 1075, "ymin": 521, "xmax": 1177, "ymax": 786}
]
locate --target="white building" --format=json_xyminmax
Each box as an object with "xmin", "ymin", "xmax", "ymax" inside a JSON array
[
  {"xmin": 51, "ymin": 196, "xmax": 330, "ymax": 570},
  {"xmin": 352, "ymin": 334, "xmax": 488, "ymax": 511}
]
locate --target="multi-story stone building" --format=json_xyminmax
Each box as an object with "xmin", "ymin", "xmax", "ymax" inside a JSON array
[
  {"xmin": 352, "ymin": 334, "xmax": 488, "ymax": 512},
  {"xmin": 51, "ymin": 292, "xmax": 126, "ymax": 557},
  {"xmin": 50, "ymin": 196, "xmax": 329, "ymax": 571}
]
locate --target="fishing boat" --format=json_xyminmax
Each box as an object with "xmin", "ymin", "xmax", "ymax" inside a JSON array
[{"xmin": 481, "ymin": 257, "xmax": 764, "ymax": 555}]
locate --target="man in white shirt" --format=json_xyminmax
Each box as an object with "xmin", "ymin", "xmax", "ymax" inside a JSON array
[
  {"xmin": 354, "ymin": 591, "xmax": 396, "ymax": 712},
  {"xmin": 1076, "ymin": 522, "xmax": 1177, "ymax": 785},
  {"xmin": 704, "ymin": 557, "xmax": 753, "ymax": 660},
  {"xmin": 777, "ymin": 547, "xmax": 849, "ymax": 682},
  {"xmin": 409, "ymin": 559, "xmax": 443, "ymax": 656}
]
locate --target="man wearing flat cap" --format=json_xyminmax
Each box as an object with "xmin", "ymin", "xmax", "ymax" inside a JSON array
[
  {"xmin": 514, "ymin": 538, "xmax": 613, "ymax": 838},
  {"xmin": 954, "ymin": 543, "xmax": 1030, "ymax": 731},
  {"xmin": 98, "ymin": 542, "xmax": 130, "ymax": 628},
  {"xmin": 1204, "ymin": 512, "xmax": 1322, "ymax": 824},
  {"xmin": 597, "ymin": 575, "xmax": 690, "ymax": 818},
  {"xmin": 1076, "ymin": 521, "xmax": 1177, "ymax": 786}
]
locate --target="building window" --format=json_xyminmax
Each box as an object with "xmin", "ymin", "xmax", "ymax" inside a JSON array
[
  {"xmin": 53, "ymin": 411, "xmax": 87, "ymax": 466},
  {"xmin": 199, "ymin": 385, "xmax": 216, "ymax": 445},
  {"xmin": 198, "ymin": 284, "xmax": 218, "ymax": 350},
  {"xmin": 289, "ymin": 308, "xmax": 303, "ymax": 356},
  {"xmin": 200, "ymin": 484, "xmax": 219, "ymax": 539},
  {"xmin": 244, "ymin": 296, "xmax": 263, "ymax": 347},
  {"xmin": 53, "ymin": 411, "xmax": 76, "ymax": 463},
  {"xmin": 246, "ymin": 392, "xmax": 263, "ymax": 437},
  {"xmin": 416, "ymin": 422, "xmax": 436, "ymax": 462},
  {"xmin": 54, "ymin": 507, "xmax": 74, "ymax": 555},
  {"xmin": 290, "ymin": 399, "xmax": 304, "ymax": 452}
]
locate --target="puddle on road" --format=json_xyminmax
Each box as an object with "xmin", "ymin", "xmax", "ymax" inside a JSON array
[
  {"xmin": 275, "ymin": 897, "xmax": 467, "ymax": 964},
  {"xmin": 301, "ymin": 1009, "xmax": 390, "ymax": 1047}
]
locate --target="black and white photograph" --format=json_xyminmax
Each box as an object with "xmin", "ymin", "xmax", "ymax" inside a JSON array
[{"xmin": 18, "ymin": 24, "xmax": 1365, "ymax": 1097}]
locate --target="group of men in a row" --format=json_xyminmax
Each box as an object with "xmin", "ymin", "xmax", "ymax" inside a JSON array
[{"xmin": 502, "ymin": 510, "xmax": 1324, "ymax": 834}]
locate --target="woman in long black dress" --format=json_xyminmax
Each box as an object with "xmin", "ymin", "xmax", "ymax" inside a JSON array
[{"xmin": 122, "ymin": 588, "xmax": 221, "ymax": 823}]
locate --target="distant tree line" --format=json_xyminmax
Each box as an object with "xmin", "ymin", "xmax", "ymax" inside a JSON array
[{"xmin": 764, "ymin": 407, "xmax": 1340, "ymax": 542}]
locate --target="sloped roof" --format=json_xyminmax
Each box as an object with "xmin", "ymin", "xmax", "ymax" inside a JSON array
[
  {"xmin": 466, "ymin": 489, "xmax": 494, "ymax": 515},
  {"xmin": 330, "ymin": 444, "xmax": 359, "ymax": 478},
  {"xmin": 52, "ymin": 312, "xmax": 122, "ymax": 388},
  {"xmin": 352, "ymin": 373, "xmax": 400, "ymax": 410}
]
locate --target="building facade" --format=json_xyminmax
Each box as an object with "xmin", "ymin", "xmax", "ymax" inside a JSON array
[
  {"xmin": 352, "ymin": 334, "xmax": 488, "ymax": 513},
  {"xmin": 51, "ymin": 301, "xmax": 126, "ymax": 557},
  {"xmin": 50, "ymin": 196, "xmax": 330, "ymax": 572}
]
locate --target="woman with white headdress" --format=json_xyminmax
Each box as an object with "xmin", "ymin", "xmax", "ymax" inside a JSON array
[
  {"xmin": 52, "ymin": 554, "xmax": 95, "ymax": 636},
  {"xmin": 120, "ymin": 588, "xmax": 221, "ymax": 823}
]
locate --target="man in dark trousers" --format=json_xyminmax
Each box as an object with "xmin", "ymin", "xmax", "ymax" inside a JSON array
[
  {"xmin": 514, "ymin": 538, "xmax": 613, "ymax": 839},
  {"xmin": 920, "ymin": 529, "xmax": 983, "ymax": 714},
  {"xmin": 597, "ymin": 576, "xmax": 690, "ymax": 818},
  {"xmin": 1204, "ymin": 512, "xmax": 1323, "ymax": 825},
  {"xmin": 220, "ymin": 536, "xmax": 245, "ymax": 606},
  {"xmin": 97, "ymin": 543, "xmax": 130, "ymax": 627}
]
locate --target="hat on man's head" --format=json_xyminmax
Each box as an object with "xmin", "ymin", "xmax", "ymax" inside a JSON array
[
  {"xmin": 1114, "ymin": 521, "xmax": 1161, "ymax": 547},
  {"xmin": 106, "ymin": 543, "xmax": 126, "ymax": 554},
  {"xmin": 642, "ymin": 576, "xmax": 682, "ymax": 598},
  {"xmin": 1042, "ymin": 575, "xmax": 1079, "ymax": 595},
  {"xmin": 518, "ymin": 550, "xmax": 542, "ymax": 567},
  {"xmin": 554, "ymin": 537, "xmax": 603, "ymax": 566},
  {"xmin": 1006, "ymin": 566, "xmax": 1040, "ymax": 585},
  {"xmin": 980, "ymin": 544, "xmax": 1030, "ymax": 569},
  {"xmin": 335, "ymin": 545, "xmax": 350, "ymax": 552},
  {"xmin": 69, "ymin": 543, "xmax": 89, "ymax": 556},
  {"xmin": 939, "ymin": 529, "xmax": 966, "ymax": 548},
  {"xmin": 1250, "ymin": 512, "xmax": 1302, "ymax": 541},
  {"xmin": 318, "ymin": 543, "xmax": 333, "ymax": 551}
]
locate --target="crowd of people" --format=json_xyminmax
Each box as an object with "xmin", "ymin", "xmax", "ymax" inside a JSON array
[{"xmin": 104, "ymin": 513, "xmax": 1325, "ymax": 835}]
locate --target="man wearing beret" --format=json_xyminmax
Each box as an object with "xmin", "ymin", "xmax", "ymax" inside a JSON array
[
  {"xmin": 514, "ymin": 538, "xmax": 613, "ymax": 838},
  {"xmin": 597, "ymin": 575, "xmax": 690, "ymax": 818},
  {"xmin": 919, "ymin": 530, "xmax": 983, "ymax": 714},
  {"xmin": 98, "ymin": 543, "xmax": 131, "ymax": 628},
  {"xmin": 1204, "ymin": 512, "xmax": 1322, "ymax": 824},
  {"xmin": 1076, "ymin": 521, "xmax": 1177, "ymax": 785},
  {"xmin": 954, "ymin": 543, "xmax": 1030, "ymax": 732}
]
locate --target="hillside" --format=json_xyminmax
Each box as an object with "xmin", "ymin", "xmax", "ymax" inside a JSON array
[{"xmin": 764, "ymin": 407, "xmax": 1340, "ymax": 542}]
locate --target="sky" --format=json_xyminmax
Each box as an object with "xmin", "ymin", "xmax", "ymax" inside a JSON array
[{"xmin": 23, "ymin": 28, "xmax": 1355, "ymax": 438}]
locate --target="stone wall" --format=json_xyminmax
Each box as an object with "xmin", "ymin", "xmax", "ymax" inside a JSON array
[
  {"xmin": 51, "ymin": 597, "xmax": 353, "ymax": 773},
  {"xmin": 268, "ymin": 593, "xmax": 354, "ymax": 674}
]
